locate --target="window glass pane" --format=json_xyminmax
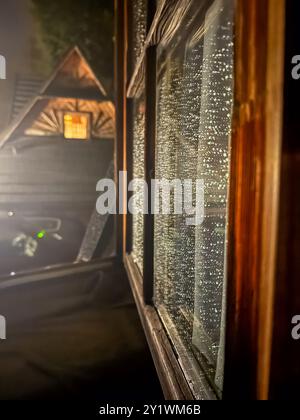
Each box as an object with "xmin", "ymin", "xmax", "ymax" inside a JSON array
[
  {"xmin": 154, "ymin": 0, "xmax": 234, "ymax": 395},
  {"xmin": 63, "ymin": 112, "xmax": 89, "ymax": 140},
  {"xmin": 129, "ymin": 0, "xmax": 148, "ymax": 273},
  {"xmin": 131, "ymin": 92, "xmax": 145, "ymax": 272},
  {"xmin": 131, "ymin": 0, "xmax": 148, "ymax": 68}
]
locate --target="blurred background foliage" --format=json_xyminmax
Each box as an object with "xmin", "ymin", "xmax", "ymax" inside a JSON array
[{"xmin": 30, "ymin": 0, "xmax": 114, "ymax": 94}]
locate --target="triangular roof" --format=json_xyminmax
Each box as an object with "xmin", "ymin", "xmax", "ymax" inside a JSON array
[
  {"xmin": 0, "ymin": 46, "xmax": 114, "ymax": 148},
  {"xmin": 41, "ymin": 46, "xmax": 107, "ymax": 100}
]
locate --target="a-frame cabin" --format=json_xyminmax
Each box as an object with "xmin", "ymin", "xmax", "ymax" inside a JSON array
[{"xmin": 1, "ymin": 46, "xmax": 115, "ymax": 145}]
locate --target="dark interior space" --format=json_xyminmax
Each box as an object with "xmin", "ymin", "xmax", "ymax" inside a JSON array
[{"xmin": 0, "ymin": 261, "xmax": 163, "ymax": 399}]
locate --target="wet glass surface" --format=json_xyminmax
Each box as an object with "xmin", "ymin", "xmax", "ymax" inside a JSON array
[
  {"xmin": 154, "ymin": 0, "xmax": 234, "ymax": 394},
  {"xmin": 129, "ymin": 0, "xmax": 148, "ymax": 273}
]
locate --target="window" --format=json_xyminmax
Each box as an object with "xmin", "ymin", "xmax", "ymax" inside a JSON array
[
  {"xmin": 153, "ymin": 0, "xmax": 234, "ymax": 396},
  {"xmin": 131, "ymin": 93, "xmax": 146, "ymax": 272},
  {"xmin": 63, "ymin": 112, "xmax": 90, "ymax": 140},
  {"xmin": 123, "ymin": 0, "xmax": 288, "ymax": 401},
  {"xmin": 128, "ymin": 0, "xmax": 148, "ymax": 273}
]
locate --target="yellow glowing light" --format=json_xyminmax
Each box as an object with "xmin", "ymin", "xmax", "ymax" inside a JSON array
[{"xmin": 63, "ymin": 113, "xmax": 89, "ymax": 140}]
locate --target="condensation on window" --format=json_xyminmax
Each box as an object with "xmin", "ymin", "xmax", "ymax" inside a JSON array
[
  {"xmin": 154, "ymin": 0, "xmax": 234, "ymax": 396},
  {"xmin": 131, "ymin": 0, "xmax": 148, "ymax": 69},
  {"xmin": 130, "ymin": 0, "xmax": 147, "ymax": 273},
  {"xmin": 131, "ymin": 93, "xmax": 145, "ymax": 273}
]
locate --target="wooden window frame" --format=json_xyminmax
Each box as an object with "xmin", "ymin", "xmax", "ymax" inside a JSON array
[{"xmin": 115, "ymin": 0, "xmax": 287, "ymax": 400}]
